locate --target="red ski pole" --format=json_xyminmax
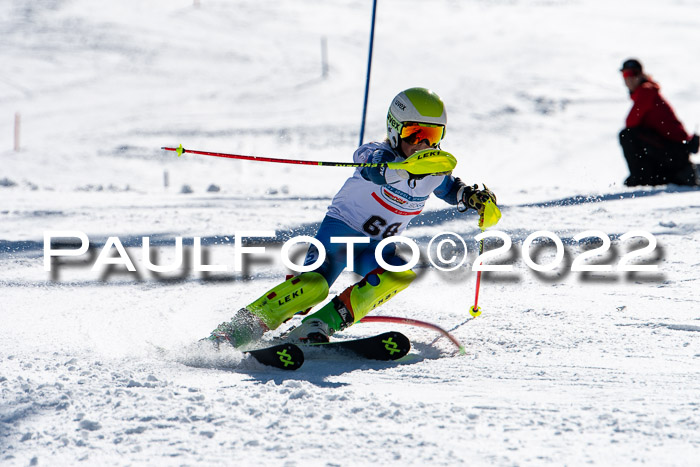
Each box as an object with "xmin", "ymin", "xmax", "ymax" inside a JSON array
[
  {"xmin": 162, "ymin": 144, "xmax": 458, "ymax": 175},
  {"xmin": 469, "ymin": 228, "xmax": 484, "ymax": 317},
  {"xmin": 163, "ymin": 145, "xmax": 343, "ymax": 167},
  {"xmin": 469, "ymin": 197, "xmax": 501, "ymax": 317}
]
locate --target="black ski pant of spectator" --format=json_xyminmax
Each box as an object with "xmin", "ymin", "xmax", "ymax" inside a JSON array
[{"xmin": 619, "ymin": 127, "xmax": 697, "ymax": 186}]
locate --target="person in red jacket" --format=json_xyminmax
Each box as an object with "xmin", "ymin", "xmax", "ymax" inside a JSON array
[{"xmin": 619, "ymin": 58, "xmax": 699, "ymax": 187}]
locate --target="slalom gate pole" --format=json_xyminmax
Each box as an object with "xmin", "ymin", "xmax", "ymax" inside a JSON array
[
  {"xmin": 359, "ymin": 315, "xmax": 465, "ymax": 354},
  {"xmin": 358, "ymin": 0, "xmax": 378, "ymax": 146}
]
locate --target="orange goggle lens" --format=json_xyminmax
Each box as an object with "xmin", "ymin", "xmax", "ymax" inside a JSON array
[{"xmin": 399, "ymin": 123, "xmax": 445, "ymax": 146}]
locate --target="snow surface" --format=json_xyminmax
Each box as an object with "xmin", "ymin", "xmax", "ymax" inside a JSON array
[{"xmin": 2, "ymin": 0, "xmax": 700, "ymax": 465}]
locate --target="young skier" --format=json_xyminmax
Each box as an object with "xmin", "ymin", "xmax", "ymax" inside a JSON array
[{"xmin": 206, "ymin": 87, "xmax": 497, "ymax": 347}]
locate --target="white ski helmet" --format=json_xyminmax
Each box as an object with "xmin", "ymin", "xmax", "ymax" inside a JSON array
[{"xmin": 386, "ymin": 87, "xmax": 447, "ymax": 149}]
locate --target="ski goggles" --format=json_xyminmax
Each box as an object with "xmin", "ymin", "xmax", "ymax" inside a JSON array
[{"xmin": 399, "ymin": 123, "xmax": 445, "ymax": 147}]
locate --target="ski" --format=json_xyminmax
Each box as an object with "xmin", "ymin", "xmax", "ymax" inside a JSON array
[
  {"xmin": 245, "ymin": 342, "xmax": 304, "ymax": 371},
  {"xmin": 305, "ymin": 331, "xmax": 411, "ymax": 361},
  {"xmin": 244, "ymin": 331, "xmax": 410, "ymax": 370}
]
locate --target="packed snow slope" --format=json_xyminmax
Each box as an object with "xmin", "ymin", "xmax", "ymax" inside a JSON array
[{"xmin": 1, "ymin": 0, "xmax": 699, "ymax": 466}]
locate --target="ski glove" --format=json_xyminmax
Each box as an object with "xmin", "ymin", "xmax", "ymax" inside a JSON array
[
  {"xmin": 688, "ymin": 134, "xmax": 699, "ymax": 154},
  {"xmin": 457, "ymin": 184, "xmax": 497, "ymax": 214}
]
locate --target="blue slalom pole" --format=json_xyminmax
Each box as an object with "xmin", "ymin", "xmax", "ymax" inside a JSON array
[{"xmin": 358, "ymin": 0, "xmax": 378, "ymax": 146}]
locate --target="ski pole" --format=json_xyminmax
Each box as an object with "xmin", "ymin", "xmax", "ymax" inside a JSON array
[
  {"xmin": 469, "ymin": 197, "xmax": 502, "ymax": 317},
  {"xmin": 469, "ymin": 221, "xmax": 485, "ymax": 317},
  {"xmin": 162, "ymin": 144, "xmax": 457, "ymax": 176}
]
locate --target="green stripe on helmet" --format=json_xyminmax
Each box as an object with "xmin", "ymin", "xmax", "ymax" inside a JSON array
[{"xmin": 403, "ymin": 88, "xmax": 444, "ymax": 118}]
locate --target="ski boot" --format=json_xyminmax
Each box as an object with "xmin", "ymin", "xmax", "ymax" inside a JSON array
[
  {"xmin": 205, "ymin": 307, "xmax": 269, "ymax": 349},
  {"xmin": 205, "ymin": 272, "xmax": 329, "ymax": 349},
  {"xmin": 285, "ymin": 268, "xmax": 416, "ymax": 343},
  {"xmin": 285, "ymin": 318, "xmax": 333, "ymax": 343}
]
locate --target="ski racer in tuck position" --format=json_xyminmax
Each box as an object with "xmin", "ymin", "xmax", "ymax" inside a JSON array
[{"xmin": 206, "ymin": 87, "xmax": 497, "ymax": 347}]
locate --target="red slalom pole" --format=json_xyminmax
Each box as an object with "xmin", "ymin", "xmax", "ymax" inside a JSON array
[{"xmin": 359, "ymin": 315, "xmax": 465, "ymax": 354}]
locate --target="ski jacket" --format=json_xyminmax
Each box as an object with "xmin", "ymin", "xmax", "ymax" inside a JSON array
[
  {"xmin": 326, "ymin": 141, "xmax": 462, "ymax": 240},
  {"xmin": 626, "ymin": 79, "xmax": 689, "ymax": 143}
]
